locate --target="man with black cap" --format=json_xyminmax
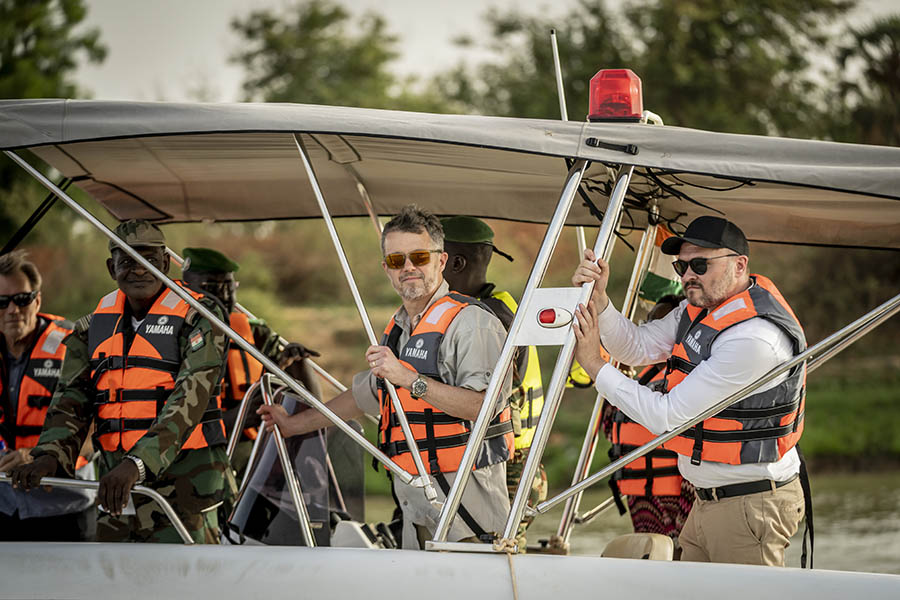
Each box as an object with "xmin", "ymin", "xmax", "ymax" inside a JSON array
[
  {"xmin": 440, "ymin": 216, "xmax": 547, "ymax": 551},
  {"xmin": 10, "ymin": 220, "xmax": 234, "ymax": 543},
  {"xmin": 571, "ymin": 215, "xmax": 807, "ymax": 566},
  {"xmin": 181, "ymin": 246, "xmax": 322, "ymax": 475}
]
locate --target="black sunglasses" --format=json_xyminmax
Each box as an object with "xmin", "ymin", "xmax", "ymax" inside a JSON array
[
  {"xmin": 0, "ymin": 290, "xmax": 39, "ymax": 310},
  {"xmin": 672, "ymin": 254, "xmax": 739, "ymax": 277}
]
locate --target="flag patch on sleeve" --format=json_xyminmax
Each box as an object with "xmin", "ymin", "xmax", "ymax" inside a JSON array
[{"xmin": 189, "ymin": 331, "xmax": 205, "ymax": 351}]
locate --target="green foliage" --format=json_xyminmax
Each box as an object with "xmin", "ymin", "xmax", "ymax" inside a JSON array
[
  {"xmin": 231, "ymin": 0, "xmax": 445, "ymax": 111},
  {"xmin": 623, "ymin": 0, "xmax": 854, "ymax": 136},
  {"xmin": 0, "ymin": 0, "xmax": 106, "ymax": 240},
  {"xmin": 432, "ymin": 0, "xmax": 855, "ymax": 138},
  {"xmin": 827, "ymin": 14, "xmax": 900, "ymax": 145},
  {"xmin": 432, "ymin": 0, "xmax": 630, "ymax": 118}
]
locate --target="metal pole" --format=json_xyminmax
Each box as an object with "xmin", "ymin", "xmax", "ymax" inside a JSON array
[
  {"xmin": 556, "ymin": 216, "xmax": 657, "ymax": 543},
  {"xmin": 344, "ymin": 163, "xmax": 383, "ymax": 237},
  {"xmin": 165, "ymin": 248, "xmax": 348, "ymax": 395},
  {"xmin": 533, "ymin": 290, "xmax": 900, "ymax": 515},
  {"xmin": 549, "ymin": 28, "xmax": 588, "ymax": 255},
  {"xmin": 0, "ymin": 475, "xmax": 194, "ymax": 544},
  {"xmin": 501, "ymin": 166, "xmax": 633, "ymax": 544},
  {"xmin": 291, "ymin": 135, "xmax": 435, "ymax": 500},
  {"xmin": 430, "ymin": 159, "xmax": 591, "ymax": 544},
  {"xmin": 5, "ymin": 150, "xmax": 414, "ymax": 486},
  {"xmin": 574, "ymin": 496, "xmax": 616, "ymax": 525},
  {"xmin": 239, "ymin": 407, "xmax": 270, "ymax": 492},
  {"xmin": 260, "ymin": 373, "xmax": 316, "ymax": 546},
  {"xmin": 226, "ymin": 380, "xmax": 262, "ymax": 461}
]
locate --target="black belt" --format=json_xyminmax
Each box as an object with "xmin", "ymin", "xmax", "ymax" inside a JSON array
[{"xmin": 695, "ymin": 473, "xmax": 798, "ymax": 501}]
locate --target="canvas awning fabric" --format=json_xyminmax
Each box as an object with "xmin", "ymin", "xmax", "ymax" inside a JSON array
[{"xmin": 2, "ymin": 99, "xmax": 899, "ymax": 248}]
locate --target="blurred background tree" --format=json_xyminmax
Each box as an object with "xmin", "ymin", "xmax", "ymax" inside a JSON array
[
  {"xmin": 0, "ymin": 0, "xmax": 107, "ymax": 242},
  {"xmin": 827, "ymin": 15, "xmax": 900, "ymax": 145}
]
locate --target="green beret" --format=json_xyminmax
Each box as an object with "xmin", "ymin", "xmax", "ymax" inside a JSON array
[
  {"xmin": 182, "ymin": 247, "xmax": 240, "ymax": 273},
  {"xmin": 109, "ymin": 219, "xmax": 166, "ymax": 251},
  {"xmin": 440, "ymin": 216, "xmax": 514, "ymax": 262}
]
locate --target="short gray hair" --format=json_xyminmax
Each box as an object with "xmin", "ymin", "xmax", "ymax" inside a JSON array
[
  {"xmin": 380, "ymin": 205, "xmax": 444, "ymax": 254},
  {"xmin": 0, "ymin": 250, "xmax": 42, "ymax": 291}
]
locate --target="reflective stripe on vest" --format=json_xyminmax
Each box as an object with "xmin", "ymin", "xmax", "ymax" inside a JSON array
[
  {"xmin": 608, "ymin": 365, "xmax": 682, "ymax": 498},
  {"xmin": 0, "ymin": 314, "xmax": 71, "ymax": 449},
  {"xmin": 378, "ymin": 292, "xmax": 514, "ymax": 474},
  {"xmin": 491, "ymin": 290, "xmax": 544, "ymax": 450},
  {"xmin": 87, "ymin": 285, "xmax": 226, "ymax": 453},
  {"xmin": 662, "ymin": 275, "xmax": 807, "ymax": 465}
]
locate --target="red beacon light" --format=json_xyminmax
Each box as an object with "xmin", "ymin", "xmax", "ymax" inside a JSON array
[{"xmin": 588, "ymin": 69, "xmax": 643, "ymax": 122}]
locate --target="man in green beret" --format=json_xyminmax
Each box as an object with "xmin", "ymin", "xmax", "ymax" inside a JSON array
[
  {"xmin": 440, "ymin": 216, "xmax": 548, "ymax": 552},
  {"xmin": 181, "ymin": 247, "xmax": 322, "ymax": 476},
  {"xmin": 11, "ymin": 220, "xmax": 233, "ymax": 543}
]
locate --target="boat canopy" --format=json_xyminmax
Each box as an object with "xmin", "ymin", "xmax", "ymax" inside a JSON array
[{"xmin": 1, "ymin": 99, "xmax": 899, "ymax": 248}]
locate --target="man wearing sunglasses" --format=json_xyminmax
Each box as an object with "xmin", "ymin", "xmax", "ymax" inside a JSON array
[
  {"xmin": 9, "ymin": 220, "xmax": 234, "ymax": 544},
  {"xmin": 0, "ymin": 250, "xmax": 96, "ymax": 541},
  {"xmin": 571, "ymin": 216, "xmax": 807, "ymax": 567},
  {"xmin": 260, "ymin": 205, "xmax": 514, "ymax": 549},
  {"xmin": 181, "ymin": 246, "xmax": 322, "ymax": 476}
]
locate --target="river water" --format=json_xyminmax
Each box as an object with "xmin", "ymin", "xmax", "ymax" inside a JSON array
[
  {"xmin": 367, "ymin": 470, "xmax": 900, "ymax": 574},
  {"xmin": 527, "ymin": 470, "xmax": 900, "ymax": 573}
]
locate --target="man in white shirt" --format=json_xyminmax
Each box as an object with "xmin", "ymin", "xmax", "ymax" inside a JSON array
[{"xmin": 571, "ymin": 216, "xmax": 807, "ymax": 566}]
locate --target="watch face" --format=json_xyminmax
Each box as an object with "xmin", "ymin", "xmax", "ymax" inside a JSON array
[{"xmin": 412, "ymin": 377, "xmax": 427, "ymax": 398}]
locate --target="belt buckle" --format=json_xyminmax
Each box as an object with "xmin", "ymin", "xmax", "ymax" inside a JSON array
[{"xmin": 697, "ymin": 487, "xmax": 717, "ymax": 501}]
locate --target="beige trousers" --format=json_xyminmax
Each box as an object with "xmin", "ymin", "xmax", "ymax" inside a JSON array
[{"xmin": 679, "ymin": 478, "xmax": 805, "ymax": 566}]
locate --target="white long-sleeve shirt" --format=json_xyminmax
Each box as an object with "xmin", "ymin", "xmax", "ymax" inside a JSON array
[{"xmin": 593, "ymin": 299, "xmax": 800, "ymax": 489}]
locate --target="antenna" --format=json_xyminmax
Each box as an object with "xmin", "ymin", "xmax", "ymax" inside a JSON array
[
  {"xmin": 550, "ymin": 29, "xmax": 586, "ymax": 252},
  {"xmin": 550, "ymin": 29, "xmax": 569, "ymax": 121}
]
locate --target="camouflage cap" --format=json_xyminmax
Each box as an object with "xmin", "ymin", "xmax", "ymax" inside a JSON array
[
  {"xmin": 440, "ymin": 216, "xmax": 514, "ymax": 262},
  {"xmin": 109, "ymin": 219, "xmax": 166, "ymax": 251},
  {"xmin": 182, "ymin": 247, "xmax": 240, "ymax": 273}
]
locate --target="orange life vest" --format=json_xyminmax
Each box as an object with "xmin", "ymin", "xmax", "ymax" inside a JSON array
[
  {"xmin": 377, "ymin": 293, "xmax": 514, "ymax": 475},
  {"xmin": 221, "ymin": 312, "xmax": 264, "ymax": 410},
  {"xmin": 607, "ymin": 364, "xmax": 683, "ymax": 507},
  {"xmin": 220, "ymin": 312, "xmax": 264, "ymax": 440},
  {"xmin": 87, "ymin": 284, "xmax": 226, "ymax": 454},
  {"xmin": 662, "ymin": 275, "xmax": 806, "ymax": 465},
  {"xmin": 0, "ymin": 313, "xmax": 72, "ymax": 449}
]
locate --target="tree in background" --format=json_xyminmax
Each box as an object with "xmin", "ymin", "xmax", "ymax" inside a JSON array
[
  {"xmin": 0, "ymin": 0, "xmax": 106, "ymax": 241},
  {"xmin": 828, "ymin": 15, "xmax": 900, "ymax": 145},
  {"xmin": 231, "ymin": 0, "xmax": 447, "ymax": 111},
  {"xmin": 433, "ymin": 0, "xmax": 630, "ymax": 119},
  {"xmin": 433, "ymin": 0, "xmax": 854, "ymax": 138}
]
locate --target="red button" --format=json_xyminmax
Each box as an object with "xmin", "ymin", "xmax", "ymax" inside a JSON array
[{"xmin": 539, "ymin": 308, "xmax": 556, "ymax": 324}]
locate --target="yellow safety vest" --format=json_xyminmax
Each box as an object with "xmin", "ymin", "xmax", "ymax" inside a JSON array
[{"xmin": 491, "ymin": 290, "xmax": 544, "ymax": 450}]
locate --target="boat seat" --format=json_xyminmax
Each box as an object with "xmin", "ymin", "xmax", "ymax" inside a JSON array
[{"xmin": 601, "ymin": 533, "xmax": 673, "ymax": 560}]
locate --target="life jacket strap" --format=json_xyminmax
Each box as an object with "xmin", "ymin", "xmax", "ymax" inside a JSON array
[
  {"xmin": 25, "ymin": 394, "xmax": 52, "ymax": 409},
  {"xmin": 691, "ymin": 423, "xmax": 704, "ymax": 466},
  {"xmin": 425, "ymin": 408, "xmax": 493, "ymax": 543}
]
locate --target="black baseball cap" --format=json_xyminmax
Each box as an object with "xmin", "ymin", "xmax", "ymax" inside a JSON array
[{"xmin": 660, "ymin": 216, "xmax": 750, "ymax": 256}]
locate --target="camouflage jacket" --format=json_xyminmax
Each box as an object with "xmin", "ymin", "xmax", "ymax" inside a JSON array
[{"xmin": 32, "ymin": 293, "xmax": 228, "ymax": 483}]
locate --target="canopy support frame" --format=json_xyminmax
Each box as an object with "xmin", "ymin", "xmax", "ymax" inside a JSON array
[
  {"xmin": 291, "ymin": 134, "xmax": 437, "ymax": 500},
  {"xmin": 4, "ymin": 149, "xmax": 417, "ymax": 488},
  {"xmin": 531, "ymin": 289, "xmax": 900, "ymax": 517},
  {"xmin": 556, "ymin": 206, "xmax": 659, "ymax": 544}
]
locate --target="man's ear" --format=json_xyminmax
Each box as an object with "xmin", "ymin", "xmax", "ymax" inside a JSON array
[
  {"xmin": 106, "ymin": 256, "xmax": 116, "ymax": 281},
  {"xmin": 161, "ymin": 253, "xmax": 170, "ymax": 275},
  {"xmin": 449, "ymin": 254, "xmax": 466, "ymax": 274}
]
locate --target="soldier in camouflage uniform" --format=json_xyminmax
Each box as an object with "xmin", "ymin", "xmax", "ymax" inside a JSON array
[
  {"xmin": 180, "ymin": 247, "xmax": 321, "ymax": 476},
  {"xmin": 440, "ymin": 216, "xmax": 548, "ymax": 552},
  {"xmin": 10, "ymin": 220, "xmax": 235, "ymax": 543}
]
